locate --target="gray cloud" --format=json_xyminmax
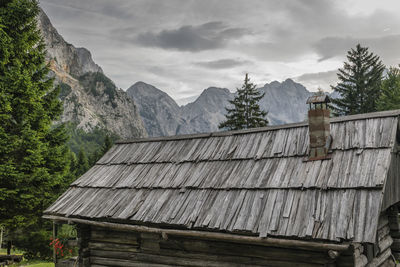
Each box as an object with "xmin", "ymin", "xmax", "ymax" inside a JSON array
[
  {"xmin": 39, "ymin": 0, "xmax": 400, "ymax": 98},
  {"xmin": 294, "ymin": 70, "xmax": 338, "ymax": 91},
  {"xmin": 314, "ymin": 35, "xmax": 400, "ymax": 65},
  {"xmin": 136, "ymin": 21, "xmax": 249, "ymax": 52},
  {"xmin": 195, "ymin": 58, "xmax": 251, "ymax": 69}
]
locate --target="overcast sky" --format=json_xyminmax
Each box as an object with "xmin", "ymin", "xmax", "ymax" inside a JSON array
[{"xmin": 40, "ymin": 0, "xmax": 400, "ymax": 104}]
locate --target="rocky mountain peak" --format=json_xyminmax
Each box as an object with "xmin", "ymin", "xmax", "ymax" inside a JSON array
[
  {"xmin": 259, "ymin": 80, "xmax": 311, "ymax": 124},
  {"xmin": 126, "ymin": 82, "xmax": 183, "ymax": 137},
  {"xmin": 128, "ymin": 81, "xmax": 175, "ymax": 101},
  {"xmin": 38, "ymin": 8, "xmax": 146, "ymax": 139},
  {"xmin": 37, "ymin": 9, "xmax": 103, "ymax": 78}
]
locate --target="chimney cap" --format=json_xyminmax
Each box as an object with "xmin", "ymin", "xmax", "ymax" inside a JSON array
[{"xmin": 306, "ymin": 94, "xmax": 331, "ymax": 104}]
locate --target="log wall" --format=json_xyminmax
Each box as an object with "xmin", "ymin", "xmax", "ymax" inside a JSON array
[
  {"xmin": 387, "ymin": 206, "xmax": 400, "ymax": 261},
  {"xmin": 75, "ymin": 213, "xmax": 400, "ymax": 267},
  {"xmin": 361, "ymin": 213, "xmax": 396, "ymax": 267},
  {"xmin": 77, "ymin": 225, "xmax": 355, "ymax": 267}
]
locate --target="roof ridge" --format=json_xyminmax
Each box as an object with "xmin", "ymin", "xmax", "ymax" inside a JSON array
[{"xmin": 116, "ymin": 109, "xmax": 400, "ymax": 144}]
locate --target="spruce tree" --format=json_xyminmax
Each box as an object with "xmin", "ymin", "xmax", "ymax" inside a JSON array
[
  {"xmin": 219, "ymin": 74, "xmax": 268, "ymax": 130},
  {"xmin": 0, "ymin": 0, "xmax": 71, "ymax": 257},
  {"xmin": 76, "ymin": 148, "xmax": 89, "ymax": 176},
  {"xmin": 377, "ymin": 66, "xmax": 400, "ymax": 111},
  {"xmin": 102, "ymin": 135, "xmax": 113, "ymax": 155},
  {"xmin": 332, "ymin": 44, "xmax": 385, "ymax": 116}
]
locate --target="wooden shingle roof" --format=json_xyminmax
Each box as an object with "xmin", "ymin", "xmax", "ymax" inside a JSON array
[{"xmin": 45, "ymin": 110, "xmax": 400, "ymax": 243}]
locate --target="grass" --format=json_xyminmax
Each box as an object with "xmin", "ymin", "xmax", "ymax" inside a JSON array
[
  {"xmin": 21, "ymin": 263, "xmax": 54, "ymax": 267},
  {"xmin": 15, "ymin": 260, "xmax": 54, "ymax": 267},
  {"xmin": 0, "ymin": 249, "xmax": 54, "ymax": 266},
  {"xmin": 0, "ymin": 247, "xmax": 24, "ymax": 255}
]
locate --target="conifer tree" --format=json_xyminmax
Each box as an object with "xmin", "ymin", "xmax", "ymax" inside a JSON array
[
  {"xmin": 0, "ymin": 0, "xmax": 71, "ymax": 257},
  {"xmin": 332, "ymin": 44, "xmax": 385, "ymax": 116},
  {"xmin": 219, "ymin": 74, "xmax": 268, "ymax": 130},
  {"xmin": 377, "ymin": 66, "xmax": 400, "ymax": 111},
  {"xmin": 102, "ymin": 135, "xmax": 113, "ymax": 155},
  {"xmin": 76, "ymin": 148, "xmax": 89, "ymax": 176}
]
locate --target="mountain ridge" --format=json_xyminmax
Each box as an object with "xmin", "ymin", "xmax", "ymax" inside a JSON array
[{"xmin": 127, "ymin": 79, "xmax": 312, "ymax": 137}]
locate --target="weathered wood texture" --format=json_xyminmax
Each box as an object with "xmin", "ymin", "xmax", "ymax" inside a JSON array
[
  {"xmin": 45, "ymin": 112, "xmax": 400, "ymax": 244},
  {"xmin": 362, "ymin": 213, "xmax": 396, "ymax": 267},
  {"xmin": 84, "ymin": 226, "xmax": 353, "ymax": 267},
  {"xmin": 44, "ymin": 215, "xmax": 351, "ymax": 252},
  {"xmin": 47, "ymin": 188, "xmax": 383, "ymax": 243},
  {"xmin": 387, "ymin": 206, "xmax": 400, "ymax": 262},
  {"xmin": 77, "ymin": 224, "xmax": 90, "ymax": 267},
  {"xmin": 383, "ymin": 154, "xmax": 400, "ymax": 210}
]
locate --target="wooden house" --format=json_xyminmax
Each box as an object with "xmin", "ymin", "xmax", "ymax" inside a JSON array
[{"xmin": 44, "ymin": 98, "xmax": 400, "ymax": 267}]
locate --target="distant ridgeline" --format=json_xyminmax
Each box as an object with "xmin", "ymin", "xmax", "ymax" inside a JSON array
[{"xmin": 127, "ymin": 79, "xmax": 316, "ymax": 137}]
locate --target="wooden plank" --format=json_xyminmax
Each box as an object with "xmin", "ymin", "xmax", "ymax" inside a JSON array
[
  {"xmin": 90, "ymin": 257, "xmax": 169, "ymax": 267},
  {"xmin": 88, "ymin": 241, "xmax": 139, "ymax": 252},
  {"xmin": 378, "ymin": 235, "xmax": 393, "ymax": 253},
  {"xmin": 91, "ymin": 229, "xmax": 139, "ymax": 245},
  {"xmin": 159, "ymin": 237, "xmax": 331, "ymax": 265},
  {"xmin": 377, "ymin": 225, "xmax": 390, "ymax": 242},
  {"xmin": 366, "ymin": 248, "xmax": 393, "ymax": 267}
]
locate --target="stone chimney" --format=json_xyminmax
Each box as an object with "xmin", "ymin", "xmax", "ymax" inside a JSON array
[{"xmin": 306, "ymin": 94, "xmax": 331, "ymax": 160}]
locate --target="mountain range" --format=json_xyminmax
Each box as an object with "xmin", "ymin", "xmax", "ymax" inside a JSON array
[
  {"xmin": 38, "ymin": 8, "xmax": 318, "ymax": 142},
  {"xmin": 127, "ymin": 79, "xmax": 312, "ymax": 137}
]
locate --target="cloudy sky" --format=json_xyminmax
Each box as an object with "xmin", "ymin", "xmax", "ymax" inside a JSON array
[{"xmin": 40, "ymin": 0, "xmax": 400, "ymax": 104}]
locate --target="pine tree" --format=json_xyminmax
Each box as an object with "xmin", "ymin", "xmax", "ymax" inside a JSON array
[
  {"xmin": 219, "ymin": 74, "xmax": 268, "ymax": 130},
  {"xmin": 0, "ymin": 0, "xmax": 71, "ymax": 257},
  {"xmin": 102, "ymin": 135, "xmax": 113, "ymax": 155},
  {"xmin": 377, "ymin": 66, "xmax": 400, "ymax": 111},
  {"xmin": 332, "ymin": 44, "xmax": 385, "ymax": 116},
  {"xmin": 88, "ymin": 149, "xmax": 100, "ymax": 166},
  {"xmin": 76, "ymin": 148, "xmax": 89, "ymax": 176}
]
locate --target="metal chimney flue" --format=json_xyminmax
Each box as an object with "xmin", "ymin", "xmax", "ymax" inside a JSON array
[{"xmin": 306, "ymin": 94, "xmax": 331, "ymax": 161}]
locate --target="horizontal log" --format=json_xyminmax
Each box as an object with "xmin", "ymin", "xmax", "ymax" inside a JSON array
[
  {"xmin": 90, "ymin": 249, "xmax": 137, "ymax": 260},
  {"xmin": 91, "ymin": 231, "xmax": 335, "ymax": 265},
  {"xmin": 366, "ymin": 248, "xmax": 393, "ymax": 267},
  {"xmin": 138, "ymin": 251, "xmax": 325, "ymax": 267},
  {"xmin": 378, "ymin": 215, "xmax": 389, "ymax": 230},
  {"xmin": 90, "ymin": 257, "xmax": 169, "ymax": 267},
  {"xmin": 90, "ymin": 251, "xmax": 325, "ymax": 267},
  {"xmin": 44, "ymin": 215, "xmax": 350, "ymax": 251},
  {"xmin": 377, "ymin": 225, "xmax": 391, "ymax": 241},
  {"xmin": 141, "ymin": 239, "xmax": 160, "ymax": 252},
  {"xmin": 159, "ymin": 247, "xmax": 330, "ymax": 266},
  {"xmin": 378, "ymin": 235, "xmax": 393, "ymax": 253},
  {"xmin": 91, "ymin": 229, "xmax": 139, "ymax": 245},
  {"xmin": 88, "ymin": 241, "xmax": 139, "ymax": 252},
  {"xmin": 159, "ymin": 237, "xmax": 333, "ymax": 264}
]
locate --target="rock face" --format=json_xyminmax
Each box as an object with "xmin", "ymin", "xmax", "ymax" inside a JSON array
[
  {"xmin": 259, "ymin": 79, "xmax": 311, "ymax": 125},
  {"xmin": 127, "ymin": 82, "xmax": 233, "ymax": 136},
  {"xmin": 37, "ymin": 10, "xmax": 147, "ymax": 139},
  {"xmin": 127, "ymin": 79, "xmax": 311, "ymax": 137},
  {"xmin": 127, "ymin": 82, "xmax": 186, "ymax": 137},
  {"xmin": 180, "ymin": 87, "xmax": 232, "ymax": 133}
]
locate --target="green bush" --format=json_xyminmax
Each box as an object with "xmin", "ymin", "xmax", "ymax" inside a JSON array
[{"xmin": 12, "ymin": 223, "xmax": 53, "ymax": 259}]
